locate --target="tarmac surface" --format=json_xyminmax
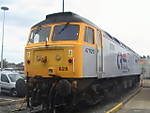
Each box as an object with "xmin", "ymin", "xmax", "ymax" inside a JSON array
[
  {"xmin": 0, "ymin": 93, "xmax": 19, "ymax": 103},
  {"xmin": 117, "ymin": 79, "xmax": 150, "ymax": 113},
  {"xmin": 0, "ymin": 93, "xmax": 23, "ymax": 113},
  {"xmin": 0, "ymin": 79, "xmax": 149, "ymax": 113},
  {"xmin": 0, "ymin": 88, "xmax": 139, "ymax": 113}
]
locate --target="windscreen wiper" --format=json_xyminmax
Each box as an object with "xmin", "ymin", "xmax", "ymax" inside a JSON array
[{"xmin": 58, "ymin": 22, "xmax": 70, "ymax": 34}]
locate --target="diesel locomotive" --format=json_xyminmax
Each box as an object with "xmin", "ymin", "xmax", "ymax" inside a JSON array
[{"xmin": 25, "ymin": 12, "xmax": 141, "ymax": 111}]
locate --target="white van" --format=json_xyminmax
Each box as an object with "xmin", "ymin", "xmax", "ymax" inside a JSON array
[{"xmin": 0, "ymin": 71, "xmax": 25, "ymax": 97}]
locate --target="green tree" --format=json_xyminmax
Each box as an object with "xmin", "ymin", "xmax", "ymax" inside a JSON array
[{"xmin": 0, "ymin": 58, "xmax": 8, "ymax": 68}]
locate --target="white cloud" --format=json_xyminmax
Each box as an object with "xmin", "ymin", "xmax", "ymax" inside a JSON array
[{"xmin": 0, "ymin": 24, "xmax": 28, "ymax": 63}]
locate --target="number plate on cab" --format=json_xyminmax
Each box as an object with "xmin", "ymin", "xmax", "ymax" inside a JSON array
[{"xmin": 59, "ymin": 67, "xmax": 68, "ymax": 71}]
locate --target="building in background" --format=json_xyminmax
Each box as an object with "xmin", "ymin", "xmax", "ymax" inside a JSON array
[
  {"xmin": 0, "ymin": 60, "xmax": 24, "ymax": 72},
  {"xmin": 140, "ymin": 56, "xmax": 150, "ymax": 79}
]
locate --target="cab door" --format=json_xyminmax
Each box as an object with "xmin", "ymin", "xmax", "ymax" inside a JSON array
[
  {"xmin": 83, "ymin": 26, "xmax": 97, "ymax": 77},
  {"xmin": 96, "ymin": 30, "xmax": 103, "ymax": 78}
]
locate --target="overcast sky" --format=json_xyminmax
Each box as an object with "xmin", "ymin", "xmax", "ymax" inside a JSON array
[{"xmin": 0, "ymin": 0, "xmax": 150, "ymax": 63}]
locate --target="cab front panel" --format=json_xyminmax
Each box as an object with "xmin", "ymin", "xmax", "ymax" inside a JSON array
[
  {"xmin": 25, "ymin": 44, "xmax": 83, "ymax": 78},
  {"xmin": 25, "ymin": 22, "xmax": 84, "ymax": 78}
]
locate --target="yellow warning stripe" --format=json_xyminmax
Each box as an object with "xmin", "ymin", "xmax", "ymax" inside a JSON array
[
  {"xmin": 105, "ymin": 87, "xmax": 142, "ymax": 113},
  {"xmin": 105, "ymin": 103, "xmax": 123, "ymax": 113}
]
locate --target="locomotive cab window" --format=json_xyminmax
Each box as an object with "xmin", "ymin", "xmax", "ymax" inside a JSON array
[
  {"xmin": 28, "ymin": 27, "xmax": 51, "ymax": 44},
  {"xmin": 84, "ymin": 27, "xmax": 94, "ymax": 44},
  {"xmin": 52, "ymin": 24, "xmax": 79, "ymax": 41}
]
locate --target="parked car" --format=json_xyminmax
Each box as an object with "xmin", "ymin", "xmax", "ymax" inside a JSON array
[{"xmin": 0, "ymin": 71, "xmax": 26, "ymax": 97}]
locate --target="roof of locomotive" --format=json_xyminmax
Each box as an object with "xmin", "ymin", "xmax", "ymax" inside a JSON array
[
  {"xmin": 31, "ymin": 12, "xmax": 140, "ymax": 56},
  {"xmin": 32, "ymin": 12, "xmax": 99, "ymax": 28}
]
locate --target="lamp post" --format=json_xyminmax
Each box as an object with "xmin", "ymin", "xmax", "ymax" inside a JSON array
[
  {"xmin": 62, "ymin": 0, "xmax": 64, "ymax": 12},
  {"xmin": 1, "ymin": 6, "xmax": 9, "ymax": 71}
]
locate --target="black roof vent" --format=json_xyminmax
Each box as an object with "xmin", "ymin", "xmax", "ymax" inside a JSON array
[
  {"xmin": 32, "ymin": 12, "xmax": 98, "ymax": 28},
  {"xmin": 46, "ymin": 12, "xmax": 74, "ymax": 19}
]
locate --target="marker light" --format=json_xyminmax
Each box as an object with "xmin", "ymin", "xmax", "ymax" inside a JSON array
[
  {"xmin": 68, "ymin": 59, "xmax": 73, "ymax": 63},
  {"xmin": 27, "ymin": 60, "xmax": 30, "ymax": 64}
]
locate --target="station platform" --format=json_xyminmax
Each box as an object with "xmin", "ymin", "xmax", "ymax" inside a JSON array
[{"xmin": 117, "ymin": 79, "xmax": 150, "ymax": 113}]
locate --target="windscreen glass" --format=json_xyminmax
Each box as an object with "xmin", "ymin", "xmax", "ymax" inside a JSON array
[
  {"xmin": 52, "ymin": 24, "xmax": 79, "ymax": 41},
  {"xmin": 28, "ymin": 27, "xmax": 50, "ymax": 44},
  {"xmin": 8, "ymin": 74, "xmax": 24, "ymax": 82}
]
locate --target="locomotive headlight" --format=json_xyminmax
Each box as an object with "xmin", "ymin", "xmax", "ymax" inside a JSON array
[
  {"xmin": 48, "ymin": 67, "xmax": 56, "ymax": 75},
  {"xmin": 56, "ymin": 55, "xmax": 61, "ymax": 61},
  {"xmin": 48, "ymin": 69, "xmax": 53, "ymax": 73}
]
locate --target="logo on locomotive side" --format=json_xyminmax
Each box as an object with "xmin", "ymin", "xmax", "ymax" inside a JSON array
[{"xmin": 117, "ymin": 53, "xmax": 129, "ymax": 72}]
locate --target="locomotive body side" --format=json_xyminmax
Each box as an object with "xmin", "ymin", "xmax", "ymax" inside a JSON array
[
  {"xmin": 82, "ymin": 28, "xmax": 141, "ymax": 79},
  {"xmin": 101, "ymin": 32, "xmax": 141, "ymax": 78}
]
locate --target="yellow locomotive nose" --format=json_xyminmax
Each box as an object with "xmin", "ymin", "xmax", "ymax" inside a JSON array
[
  {"xmin": 25, "ymin": 44, "xmax": 82, "ymax": 78},
  {"xmin": 25, "ymin": 21, "xmax": 83, "ymax": 78}
]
